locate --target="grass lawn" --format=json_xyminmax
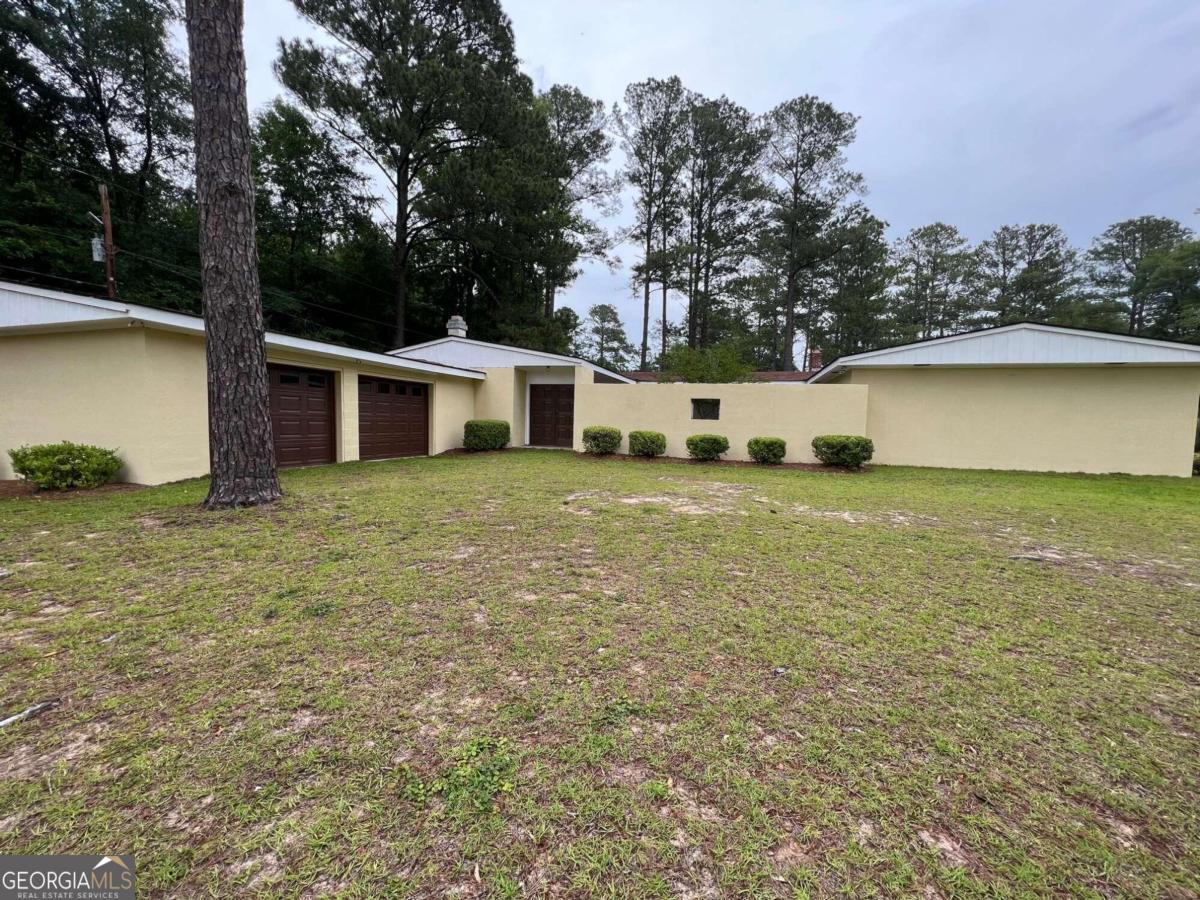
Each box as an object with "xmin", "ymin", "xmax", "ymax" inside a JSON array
[{"xmin": 1, "ymin": 451, "xmax": 1198, "ymax": 898}]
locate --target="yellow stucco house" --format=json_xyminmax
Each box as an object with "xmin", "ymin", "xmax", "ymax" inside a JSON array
[{"xmin": 2, "ymin": 280, "xmax": 1199, "ymax": 483}]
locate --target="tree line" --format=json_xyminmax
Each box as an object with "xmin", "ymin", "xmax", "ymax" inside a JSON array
[
  {"xmin": 1, "ymin": 1, "xmax": 1196, "ymax": 372},
  {"xmin": 610, "ymin": 79, "xmax": 1199, "ymax": 372},
  {"xmin": 0, "ymin": 0, "xmax": 616, "ymax": 355}
]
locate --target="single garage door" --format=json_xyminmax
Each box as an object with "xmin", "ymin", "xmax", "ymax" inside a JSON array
[
  {"xmin": 269, "ymin": 364, "xmax": 336, "ymax": 467},
  {"xmin": 358, "ymin": 376, "xmax": 429, "ymax": 460},
  {"xmin": 529, "ymin": 383, "xmax": 574, "ymax": 447}
]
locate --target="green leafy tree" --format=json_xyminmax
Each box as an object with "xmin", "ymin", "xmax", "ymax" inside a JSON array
[
  {"xmin": 660, "ymin": 342, "xmax": 753, "ymax": 382},
  {"xmin": 5, "ymin": 0, "xmax": 191, "ymax": 221},
  {"xmin": 276, "ymin": 0, "xmax": 526, "ymax": 347},
  {"xmin": 679, "ymin": 95, "xmax": 766, "ymax": 350},
  {"xmin": 615, "ymin": 77, "xmax": 691, "ymax": 367},
  {"xmin": 252, "ymin": 100, "xmax": 368, "ymax": 261},
  {"xmin": 1131, "ymin": 241, "xmax": 1200, "ymax": 341},
  {"xmin": 816, "ymin": 208, "xmax": 895, "ymax": 360},
  {"xmin": 761, "ymin": 95, "xmax": 862, "ymax": 369},
  {"xmin": 540, "ymin": 84, "xmax": 619, "ymax": 315},
  {"xmin": 1087, "ymin": 216, "xmax": 1192, "ymax": 334},
  {"xmin": 578, "ymin": 303, "xmax": 636, "ymax": 370},
  {"xmin": 892, "ymin": 223, "xmax": 979, "ymax": 340},
  {"xmin": 978, "ymin": 224, "xmax": 1081, "ymax": 324}
]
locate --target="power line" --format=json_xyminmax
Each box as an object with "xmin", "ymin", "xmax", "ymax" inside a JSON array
[
  {"xmin": 0, "ymin": 217, "xmax": 435, "ymax": 340},
  {"xmin": 0, "ymin": 263, "xmax": 107, "ymax": 293},
  {"xmin": 0, "ymin": 139, "xmax": 454, "ymax": 343},
  {"xmin": 0, "ymin": 139, "xmax": 169, "ymax": 211},
  {"xmin": 120, "ymin": 249, "xmax": 404, "ymax": 333}
]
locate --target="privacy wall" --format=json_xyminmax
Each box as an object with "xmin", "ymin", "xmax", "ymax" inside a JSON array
[
  {"xmin": 573, "ymin": 382, "xmax": 869, "ymax": 463},
  {"xmin": 837, "ymin": 366, "xmax": 1200, "ymax": 477}
]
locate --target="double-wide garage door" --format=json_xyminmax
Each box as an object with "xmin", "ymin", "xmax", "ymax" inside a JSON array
[{"xmin": 268, "ymin": 365, "xmax": 429, "ymax": 467}]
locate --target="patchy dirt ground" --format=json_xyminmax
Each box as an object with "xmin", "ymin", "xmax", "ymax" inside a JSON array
[{"xmin": 1, "ymin": 452, "xmax": 1198, "ymax": 897}]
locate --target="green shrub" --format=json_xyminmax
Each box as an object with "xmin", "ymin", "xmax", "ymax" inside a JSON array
[
  {"xmin": 628, "ymin": 430, "xmax": 667, "ymax": 457},
  {"xmin": 1194, "ymin": 453, "xmax": 1199, "ymax": 476},
  {"xmin": 463, "ymin": 419, "xmax": 510, "ymax": 451},
  {"xmin": 8, "ymin": 442, "xmax": 122, "ymax": 490},
  {"xmin": 686, "ymin": 434, "xmax": 729, "ymax": 461},
  {"xmin": 582, "ymin": 425, "xmax": 622, "ymax": 455},
  {"xmin": 811, "ymin": 434, "xmax": 874, "ymax": 469},
  {"xmin": 747, "ymin": 436, "xmax": 787, "ymax": 465}
]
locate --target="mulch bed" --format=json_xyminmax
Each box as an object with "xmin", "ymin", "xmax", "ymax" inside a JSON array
[
  {"xmin": 0, "ymin": 480, "xmax": 146, "ymax": 500},
  {"xmin": 439, "ymin": 447, "xmax": 866, "ymax": 473}
]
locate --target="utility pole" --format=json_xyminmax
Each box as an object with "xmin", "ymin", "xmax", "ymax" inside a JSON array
[{"xmin": 98, "ymin": 184, "xmax": 117, "ymax": 299}]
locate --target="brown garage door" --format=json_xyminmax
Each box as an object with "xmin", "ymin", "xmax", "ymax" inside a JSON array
[
  {"xmin": 529, "ymin": 383, "xmax": 574, "ymax": 447},
  {"xmin": 358, "ymin": 376, "xmax": 429, "ymax": 460},
  {"xmin": 269, "ymin": 364, "xmax": 335, "ymax": 468}
]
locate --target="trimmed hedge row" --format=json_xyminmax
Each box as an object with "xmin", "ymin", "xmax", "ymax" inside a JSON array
[
  {"xmin": 8, "ymin": 442, "xmax": 122, "ymax": 490},
  {"xmin": 464, "ymin": 419, "xmax": 510, "ymax": 451},
  {"xmin": 812, "ymin": 434, "xmax": 874, "ymax": 469},
  {"xmin": 575, "ymin": 427, "xmax": 875, "ymax": 469}
]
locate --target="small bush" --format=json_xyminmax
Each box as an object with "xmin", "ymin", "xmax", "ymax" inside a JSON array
[
  {"xmin": 8, "ymin": 442, "xmax": 122, "ymax": 490},
  {"xmin": 464, "ymin": 419, "xmax": 510, "ymax": 451},
  {"xmin": 747, "ymin": 436, "xmax": 787, "ymax": 465},
  {"xmin": 811, "ymin": 434, "xmax": 874, "ymax": 469},
  {"xmin": 1194, "ymin": 453, "xmax": 1200, "ymax": 476},
  {"xmin": 686, "ymin": 433, "xmax": 729, "ymax": 461},
  {"xmin": 582, "ymin": 425, "xmax": 622, "ymax": 455},
  {"xmin": 628, "ymin": 430, "xmax": 666, "ymax": 457}
]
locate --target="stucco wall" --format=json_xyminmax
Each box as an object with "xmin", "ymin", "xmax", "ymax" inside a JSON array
[
  {"xmin": 840, "ymin": 366, "xmax": 1200, "ymax": 476},
  {"xmin": 429, "ymin": 376, "xmax": 474, "ymax": 454},
  {"xmin": 1, "ymin": 327, "xmax": 479, "ymax": 484},
  {"xmin": 0, "ymin": 328, "xmax": 171, "ymax": 483},
  {"xmin": 472, "ymin": 367, "xmax": 517, "ymax": 445},
  {"xmin": 572, "ymin": 382, "xmax": 869, "ymax": 463},
  {"xmin": 472, "ymin": 365, "xmax": 581, "ymax": 446}
]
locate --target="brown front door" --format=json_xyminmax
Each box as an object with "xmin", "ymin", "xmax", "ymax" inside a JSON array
[
  {"xmin": 358, "ymin": 376, "xmax": 429, "ymax": 460},
  {"xmin": 268, "ymin": 364, "xmax": 336, "ymax": 467},
  {"xmin": 529, "ymin": 383, "xmax": 574, "ymax": 447}
]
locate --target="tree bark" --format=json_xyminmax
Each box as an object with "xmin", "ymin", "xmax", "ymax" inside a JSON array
[
  {"xmin": 782, "ymin": 266, "xmax": 797, "ymax": 371},
  {"xmin": 659, "ymin": 218, "xmax": 669, "ymax": 366},
  {"xmin": 639, "ymin": 200, "xmax": 653, "ymax": 369},
  {"xmin": 186, "ymin": 0, "xmax": 281, "ymax": 509}
]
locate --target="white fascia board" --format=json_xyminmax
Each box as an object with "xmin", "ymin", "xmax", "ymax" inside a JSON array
[
  {"xmin": 0, "ymin": 280, "xmax": 483, "ymax": 381},
  {"xmin": 807, "ymin": 323, "xmax": 1200, "ymax": 382},
  {"xmin": 389, "ymin": 336, "xmax": 634, "ymax": 382}
]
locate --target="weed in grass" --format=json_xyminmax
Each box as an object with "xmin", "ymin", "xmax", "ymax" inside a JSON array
[
  {"xmin": 431, "ymin": 736, "xmax": 517, "ymax": 816},
  {"xmin": 594, "ymin": 695, "xmax": 649, "ymax": 728},
  {"xmin": 301, "ymin": 600, "xmax": 337, "ymax": 618}
]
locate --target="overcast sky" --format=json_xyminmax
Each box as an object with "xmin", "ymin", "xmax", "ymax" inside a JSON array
[{"xmin": 239, "ymin": 0, "xmax": 1200, "ymax": 335}]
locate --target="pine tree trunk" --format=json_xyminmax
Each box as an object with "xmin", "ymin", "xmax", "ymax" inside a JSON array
[
  {"xmin": 659, "ymin": 219, "xmax": 669, "ymax": 366},
  {"xmin": 640, "ymin": 209, "xmax": 652, "ymax": 369},
  {"xmin": 782, "ymin": 267, "xmax": 797, "ymax": 371},
  {"xmin": 186, "ymin": 0, "xmax": 281, "ymax": 509},
  {"xmin": 393, "ymin": 160, "xmax": 410, "ymax": 348}
]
